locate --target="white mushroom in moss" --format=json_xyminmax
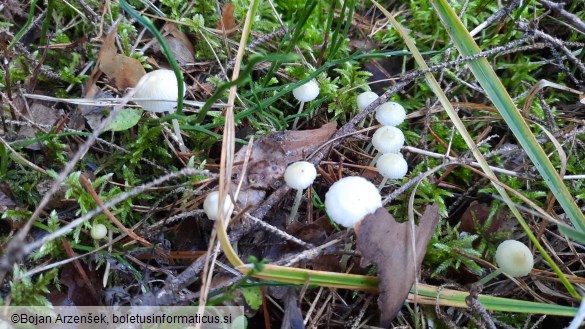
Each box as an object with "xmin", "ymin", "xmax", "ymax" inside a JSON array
[
  {"xmin": 203, "ymin": 191, "xmax": 233, "ymax": 221},
  {"xmin": 324, "ymin": 176, "xmax": 381, "ymax": 228},
  {"xmin": 375, "ymin": 101, "xmax": 406, "ymax": 127},
  {"xmin": 292, "ymin": 79, "xmax": 320, "ymax": 129},
  {"xmin": 91, "ymin": 223, "xmax": 108, "ymax": 240},
  {"xmin": 357, "ymin": 91, "xmax": 378, "ymax": 111},
  {"xmin": 370, "ymin": 126, "xmax": 405, "ymax": 166},
  {"xmin": 376, "ymin": 153, "xmax": 408, "ymax": 190},
  {"xmin": 284, "ymin": 161, "xmax": 317, "ymax": 224},
  {"xmin": 356, "ymin": 91, "xmax": 379, "ymax": 128},
  {"xmin": 476, "ymin": 239, "xmax": 534, "ymax": 286},
  {"xmin": 372, "ymin": 126, "xmax": 405, "ymax": 154},
  {"xmin": 132, "ymin": 69, "xmax": 188, "ymax": 153},
  {"xmin": 496, "ymin": 240, "xmax": 534, "ymax": 277}
]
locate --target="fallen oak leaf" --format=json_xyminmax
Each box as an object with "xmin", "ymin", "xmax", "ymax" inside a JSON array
[
  {"xmin": 356, "ymin": 204, "xmax": 440, "ymax": 327},
  {"xmin": 96, "ymin": 21, "xmax": 145, "ymax": 90},
  {"xmin": 217, "ymin": 3, "xmax": 238, "ymax": 35}
]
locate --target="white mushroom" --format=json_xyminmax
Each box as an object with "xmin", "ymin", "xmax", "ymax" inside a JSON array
[
  {"xmin": 495, "ymin": 240, "xmax": 534, "ymax": 277},
  {"xmin": 292, "ymin": 79, "xmax": 320, "ymax": 129},
  {"xmin": 91, "ymin": 223, "xmax": 108, "ymax": 240},
  {"xmin": 375, "ymin": 101, "xmax": 406, "ymax": 126},
  {"xmin": 372, "ymin": 126, "xmax": 405, "ymax": 155},
  {"xmin": 133, "ymin": 69, "xmax": 186, "ymax": 113},
  {"xmin": 356, "ymin": 91, "xmax": 378, "ymax": 111},
  {"xmin": 132, "ymin": 69, "xmax": 189, "ymax": 153},
  {"xmin": 376, "ymin": 153, "xmax": 408, "ymax": 190},
  {"xmin": 284, "ymin": 161, "xmax": 317, "ymax": 223},
  {"xmin": 203, "ymin": 191, "xmax": 234, "ymax": 221},
  {"xmin": 324, "ymin": 176, "xmax": 381, "ymax": 228}
]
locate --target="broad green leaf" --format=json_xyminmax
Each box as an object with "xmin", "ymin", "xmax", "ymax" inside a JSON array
[{"xmin": 106, "ymin": 108, "xmax": 143, "ymax": 132}]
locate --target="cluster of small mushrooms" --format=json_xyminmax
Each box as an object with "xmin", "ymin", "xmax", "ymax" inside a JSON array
[{"xmin": 105, "ymin": 74, "xmax": 535, "ymax": 283}]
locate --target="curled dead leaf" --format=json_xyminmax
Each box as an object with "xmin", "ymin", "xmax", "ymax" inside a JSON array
[
  {"xmin": 217, "ymin": 3, "xmax": 238, "ymax": 35},
  {"xmin": 356, "ymin": 204, "xmax": 440, "ymax": 327}
]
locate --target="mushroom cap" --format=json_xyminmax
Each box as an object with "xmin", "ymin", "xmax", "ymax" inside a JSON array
[
  {"xmin": 203, "ymin": 191, "xmax": 233, "ymax": 221},
  {"xmin": 495, "ymin": 240, "xmax": 534, "ymax": 277},
  {"xmin": 284, "ymin": 161, "xmax": 317, "ymax": 190},
  {"xmin": 133, "ymin": 69, "xmax": 187, "ymax": 113},
  {"xmin": 375, "ymin": 101, "xmax": 406, "ymax": 126},
  {"xmin": 324, "ymin": 176, "xmax": 382, "ymax": 228},
  {"xmin": 292, "ymin": 79, "xmax": 320, "ymax": 103},
  {"xmin": 372, "ymin": 126, "xmax": 405, "ymax": 154},
  {"xmin": 91, "ymin": 223, "xmax": 108, "ymax": 240},
  {"xmin": 357, "ymin": 91, "xmax": 379, "ymax": 111},
  {"xmin": 376, "ymin": 153, "xmax": 408, "ymax": 179}
]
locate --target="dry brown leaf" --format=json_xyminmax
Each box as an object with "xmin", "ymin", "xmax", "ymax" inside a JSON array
[
  {"xmin": 156, "ymin": 22, "xmax": 196, "ymax": 66},
  {"xmin": 356, "ymin": 204, "xmax": 440, "ymax": 327},
  {"xmin": 19, "ymin": 102, "xmax": 60, "ymax": 150},
  {"xmin": 96, "ymin": 22, "xmax": 145, "ymax": 90},
  {"xmin": 0, "ymin": 187, "xmax": 16, "ymax": 210},
  {"xmin": 459, "ymin": 201, "xmax": 505, "ymax": 234},
  {"xmin": 217, "ymin": 3, "xmax": 238, "ymax": 34},
  {"xmin": 234, "ymin": 122, "xmax": 337, "ymax": 189},
  {"xmin": 152, "ymin": 36, "xmax": 195, "ymax": 66}
]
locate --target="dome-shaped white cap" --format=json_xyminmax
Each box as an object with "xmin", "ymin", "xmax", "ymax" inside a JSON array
[
  {"xmin": 376, "ymin": 153, "xmax": 408, "ymax": 179},
  {"xmin": 203, "ymin": 191, "xmax": 233, "ymax": 221},
  {"xmin": 91, "ymin": 223, "xmax": 108, "ymax": 240},
  {"xmin": 292, "ymin": 79, "xmax": 320, "ymax": 103},
  {"xmin": 357, "ymin": 91, "xmax": 378, "ymax": 111},
  {"xmin": 324, "ymin": 176, "xmax": 382, "ymax": 228},
  {"xmin": 375, "ymin": 102, "xmax": 406, "ymax": 126},
  {"xmin": 133, "ymin": 69, "xmax": 187, "ymax": 113},
  {"xmin": 495, "ymin": 240, "xmax": 534, "ymax": 277},
  {"xmin": 284, "ymin": 161, "xmax": 317, "ymax": 190},
  {"xmin": 372, "ymin": 126, "xmax": 405, "ymax": 154}
]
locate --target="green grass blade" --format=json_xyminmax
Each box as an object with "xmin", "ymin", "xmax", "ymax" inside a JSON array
[
  {"xmin": 239, "ymin": 265, "xmax": 578, "ymax": 316},
  {"xmin": 429, "ymin": 0, "xmax": 585, "ymax": 234}
]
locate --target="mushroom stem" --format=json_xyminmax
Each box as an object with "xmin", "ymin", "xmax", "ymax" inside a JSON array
[
  {"xmin": 370, "ymin": 153, "xmax": 382, "ymax": 166},
  {"xmin": 475, "ymin": 268, "xmax": 502, "ymax": 286},
  {"xmin": 378, "ymin": 177, "xmax": 388, "ymax": 191},
  {"xmin": 292, "ymin": 101, "xmax": 306, "ymax": 130},
  {"xmin": 288, "ymin": 188, "xmax": 304, "ymax": 224},
  {"xmin": 171, "ymin": 118, "xmax": 188, "ymax": 153}
]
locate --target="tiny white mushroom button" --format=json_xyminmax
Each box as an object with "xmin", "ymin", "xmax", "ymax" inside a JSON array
[
  {"xmin": 375, "ymin": 102, "xmax": 406, "ymax": 126},
  {"xmin": 357, "ymin": 91, "xmax": 379, "ymax": 111},
  {"xmin": 91, "ymin": 224, "xmax": 108, "ymax": 240},
  {"xmin": 292, "ymin": 80, "xmax": 320, "ymax": 129},
  {"xmin": 324, "ymin": 176, "xmax": 382, "ymax": 228},
  {"xmin": 495, "ymin": 240, "xmax": 534, "ymax": 277},
  {"xmin": 203, "ymin": 191, "xmax": 233, "ymax": 221},
  {"xmin": 292, "ymin": 80, "xmax": 320, "ymax": 103},
  {"xmin": 372, "ymin": 126, "xmax": 405, "ymax": 154},
  {"xmin": 284, "ymin": 161, "xmax": 317, "ymax": 223},
  {"xmin": 132, "ymin": 69, "xmax": 187, "ymax": 113}
]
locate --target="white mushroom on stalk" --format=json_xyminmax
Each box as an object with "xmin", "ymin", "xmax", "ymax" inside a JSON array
[
  {"xmin": 375, "ymin": 101, "xmax": 406, "ymax": 127},
  {"xmin": 284, "ymin": 161, "xmax": 317, "ymax": 224},
  {"xmin": 357, "ymin": 91, "xmax": 378, "ymax": 111},
  {"xmin": 495, "ymin": 240, "xmax": 534, "ymax": 277},
  {"xmin": 324, "ymin": 176, "xmax": 381, "ymax": 228},
  {"xmin": 203, "ymin": 191, "xmax": 234, "ymax": 221},
  {"xmin": 132, "ymin": 69, "xmax": 188, "ymax": 153},
  {"xmin": 370, "ymin": 126, "xmax": 405, "ymax": 165},
  {"xmin": 475, "ymin": 239, "xmax": 534, "ymax": 286},
  {"xmin": 376, "ymin": 153, "xmax": 408, "ymax": 190},
  {"xmin": 292, "ymin": 79, "xmax": 320, "ymax": 129}
]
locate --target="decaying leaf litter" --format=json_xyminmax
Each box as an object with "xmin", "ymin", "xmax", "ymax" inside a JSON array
[{"xmin": 2, "ymin": 0, "xmax": 585, "ymax": 328}]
